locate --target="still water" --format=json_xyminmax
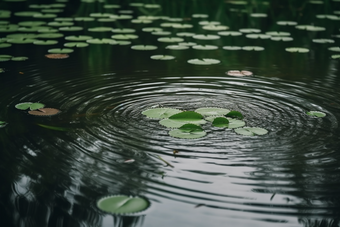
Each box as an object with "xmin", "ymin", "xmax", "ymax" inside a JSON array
[{"xmin": 1, "ymin": 0, "xmax": 340, "ymax": 226}]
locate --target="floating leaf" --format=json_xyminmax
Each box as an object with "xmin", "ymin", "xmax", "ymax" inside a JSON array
[
  {"xmin": 29, "ymin": 108, "xmax": 61, "ymax": 116},
  {"xmin": 266, "ymin": 31, "xmax": 291, "ymax": 36},
  {"xmin": 246, "ymin": 34, "xmax": 270, "ymax": 39},
  {"xmin": 312, "ymin": 39, "xmax": 334, "ymax": 43},
  {"xmin": 0, "ymin": 43, "xmax": 11, "ymax": 48},
  {"xmin": 192, "ymin": 34, "xmax": 220, "ymax": 40},
  {"xmin": 0, "ymin": 121, "xmax": 7, "ymax": 128},
  {"xmin": 331, "ymin": 54, "xmax": 340, "ymax": 59},
  {"xmin": 169, "ymin": 124, "xmax": 206, "ymax": 139},
  {"xmin": 87, "ymin": 38, "xmax": 117, "ymax": 45},
  {"xmin": 97, "ymin": 195, "xmax": 150, "ymax": 215},
  {"xmin": 29, "ymin": 103, "xmax": 45, "ymax": 110},
  {"xmin": 59, "ymin": 26, "xmax": 83, "ymax": 31},
  {"xmin": 142, "ymin": 108, "xmax": 182, "ymax": 119},
  {"xmin": 227, "ymin": 118, "xmax": 246, "ymax": 128},
  {"xmin": 11, "ymin": 56, "xmax": 28, "ymax": 61},
  {"xmin": 195, "ymin": 107, "xmax": 231, "ymax": 116},
  {"xmin": 270, "ymin": 37, "xmax": 293, "ymax": 41},
  {"xmin": 212, "ymin": 117, "xmax": 229, "ymax": 127},
  {"xmin": 250, "ymin": 13, "xmax": 267, "ymax": 18},
  {"xmin": 48, "ymin": 48, "xmax": 74, "ymax": 54},
  {"xmin": 45, "ymin": 54, "xmax": 69, "ymax": 59},
  {"xmin": 239, "ymin": 28, "xmax": 261, "ymax": 33},
  {"xmin": 285, "ymin": 47, "xmax": 309, "ymax": 53},
  {"xmin": 65, "ymin": 35, "xmax": 93, "ymax": 41},
  {"xmin": 176, "ymin": 32, "xmax": 195, "ymax": 37},
  {"xmin": 157, "ymin": 37, "xmax": 184, "ymax": 43},
  {"xmin": 242, "ymin": 46, "xmax": 264, "ymax": 51},
  {"xmin": 151, "ymin": 31, "xmax": 171, "ymax": 36},
  {"xmin": 328, "ymin": 47, "xmax": 340, "ymax": 52},
  {"xmin": 187, "ymin": 58, "xmax": 220, "ymax": 65},
  {"xmin": 33, "ymin": 40, "xmax": 58, "ymax": 45},
  {"xmin": 88, "ymin": 27, "xmax": 112, "ymax": 32},
  {"xmin": 166, "ymin": 45, "xmax": 189, "ymax": 50},
  {"xmin": 226, "ymin": 111, "xmax": 243, "ymax": 119},
  {"xmin": 307, "ymin": 111, "xmax": 326, "ymax": 117},
  {"xmin": 150, "ymin": 55, "xmax": 175, "ymax": 60},
  {"xmin": 218, "ymin": 31, "xmax": 242, "ymax": 36},
  {"xmin": 202, "ymin": 25, "xmax": 229, "ymax": 31},
  {"xmin": 235, "ymin": 127, "xmax": 268, "ymax": 136},
  {"xmin": 192, "ymin": 45, "xmax": 218, "ymax": 50},
  {"xmin": 15, "ymin": 102, "xmax": 33, "ymax": 110},
  {"xmin": 223, "ymin": 46, "xmax": 242, "ymax": 50},
  {"xmin": 111, "ymin": 34, "xmax": 138, "ymax": 40},
  {"xmin": 159, "ymin": 111, "xmax": 206, "ymax": 128},
  {"xmin": 0, "ymin": 55, "xmax": 12, "ymax": 62},
  {"xmin": 226, "ymin": 70, "xmax": 253, "ymax": 76},
  {"xmin": 112, "ymin": 28, "xmax": 136, "ymax": 33},
  {"xmin": 276, "ymin": 21, "xmax": 297, "ymax": 26},
  {"xmin": 64, "ymin": 42, "xmax": 89, "ymax": 48},
  {"xmin": 131, "ymin": 45, "xmax": 157, "ymax": 50},
  {"xmin": 295, "ymin": 25, "xmax": 325, "ymax": 31}
]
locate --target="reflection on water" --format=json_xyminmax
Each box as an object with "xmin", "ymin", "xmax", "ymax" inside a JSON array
[{"xmin": 1, "ymin": 0, "xmax": 340, "ymax": 227}]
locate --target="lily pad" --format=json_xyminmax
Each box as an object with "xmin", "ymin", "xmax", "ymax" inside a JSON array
[
  {"xmin": 270, "ymin": 37, "xmax": 293, "ymax": 41},
  {"xmin": 0, "ymin": 43, "xmax": 11, "ymax": 48},
  {"xmin": 88, "ymin": 27, "xmax": 112, "ymax": 32},
  {"xmin": 169, "ymin": 124, "xmax": 206, "ymax": 139},
  {"xmin": 64, "ymin": 42, "xmax": 89, "ymax": 47},
  {"xmin": 226, "ymin": 110, "xmax": 243, "ymax": 119},
  {"xmin": 295, "ymin": 25, "xmax": 325, "ymax": 31},
  {"xmin": 33, "ymin": 40, "xmax": 58, "ymax": 45},
  {"xmin": 157, "ymin": 37, "xmax": 184, "ymax": 43},
  {"xmin": 192, "ymin": 34, "xmax": 220, "ymax": 40},
  {"xmin": 150, "ymin": 55, "xmax": 175, "ymax": 60},
  {"xmin": 239, "ymin": 28, "xmax": 261, "ymax": 33},
  {"xmin": 29, "ymin": 108, "xmax": 61, "ymax": 116},
  {"xmin": 223, "ymin": 46, "xmax": 242, "ymax": 50},
  {"xmin": 45, "ymin": 54, "xmax": 69, "ymax": 59},
  {"xmin": 11, "ymin": 56, "xmax": 29, "ymax": 61},
  {"xmin": 0, "ymin": 55, "xmax": 12, "ymax": 62},
  {"xmin": 159, "ymin": 111, "xmax": 206, "ymax": 128},
  {"xmin": 142, "ymin": 108, "xmax": 182, "ymax": 119},
  {"xmin": 59, "ymin": 26, "xmax": 83, "ymax": 31},
  {"xmin": 192, "ymin": 45, "xmax": 218, "ymax": 50},
  {"xmin": 235, "ymin": 127, "xmax": 268, "ymax": 136},
  {"xmin": 15, "ymin": 102, "xmax": 44, "ymax": 110},
  {"xmin": 246, "ymin": 34, "xmax": 270, "ymax": 39},
  {"xmin": 226, "ymin": 70, "xmax": 253, "ymax": 76},
  {"xmin": 48, "ymin": 48, "xmax": 74, "ymax": 53},
  {"xmin": 97, "ymin": 195, "xmax": 150, "ymax": 215},
  {"xmin": 212, "ymin": 117, "xmax": 229, "ymax": 127},
  {"xmin": 218, "ymin": 31, "xmax": 242, "ymax": 36},
  {"xmin": 112, "ymin": 28, "xmax": 136, "ymax": 33},
  {"xmin": 187, "ymin": 58, "xmax": 220, "ymax": 65},
  {"xmin": 328, "ymin": 47, "xmax": 340, "ymax": 52},
  {"xmin": 131, "ymin": 45, "xmax": 157, "ymax": 50},
  {"xmin": 87, "ymin": 39, "xmax": 117, "ymax": 45},
  {"xmin": 166, "ymin": 45, "xmax": 189, "ymax": 50},
  {"xmin": 65, "ymin": 35, "xmax": 93, "ymax": 41},
  {"xmin": 111, "ymin": 34, "xmax": 138, "ymax": 40},
  {"xmin": 276, "ymin": 21, "xmax": 297, "ymax": 26},
  {"xmin": 0, "ymin": 121, "xmax": 7, "ymax": 128},
  {"xmin": 285, "ymin": 47, "xmax": 309, "ymax": 53},
  {"xmin": 242, "ymin": 46, "xmax": 264, "ymax": 51},
  {"xmin": 331, "ymin": 54, "xmax": 340, "ymax": 59},
  {"xmin": 312, "ymin": 39, "xmax": 334, "ymax": 43},
  {"xmin": 307, "ymin": 111, "xmax": 326, "ymax": 117},
  {"xmin": 202, "ymin": 25, "xmax": 229, "ymax": 31},
  {"xmin": 195, "ymin": 107, "xmax": 231, "ymax": 116}
]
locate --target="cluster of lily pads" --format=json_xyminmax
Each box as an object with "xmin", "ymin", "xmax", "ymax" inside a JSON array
[
  {"xmin": 142, "ymin": 107, "xmax": 268, "ymax": 139},
  {"xmin": 15, "ymin": 102, "xmax": 61, "ymax": 116}
]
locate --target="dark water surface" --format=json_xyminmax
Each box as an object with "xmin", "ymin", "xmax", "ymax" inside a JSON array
[{"xmin": 1, "ymin": 0, "xmax": 340, "ymax": 226}]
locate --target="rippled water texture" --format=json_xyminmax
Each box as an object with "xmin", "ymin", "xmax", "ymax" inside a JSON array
[{"xmin": 1, "ymin": 1, "xmax": 340, "ymax": 227}]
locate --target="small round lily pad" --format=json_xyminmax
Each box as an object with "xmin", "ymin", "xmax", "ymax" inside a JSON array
[
  {"xmin": 235, "ymin": 127, "xmax": 268, "ymax": 136},
  {"xmin": 187, "ymin": 58, "xmax": 220, "ymax": 65},
  {"xmin": 142, "ymin": 108, "xmax": 182, "ymax": 119},
  {"xmin": 150, "ymin": 55, "xmax": 175, "ymax": 60},
  {"xmin": 212, "ymin": 117, "xmax": 229, "ymax": 127},
  {"xmin": 97, "ymin": 195, "xmax": 150, "ymax": 215},
  {"xmin": 45, "ymin": 54, "xmax": 69, "ymax": 59},
  {"xmin": 169, "ymin": 124, "xmax": 207, "ymax": 139},
  {"xmin": 226, "ymin": 70, "xmax": 253, "ymax": 76},
  {"xmin": 307, "ymin": 111, "xmax": 326, "ymax": 117},
  {"xmin": 195, "ymin": 107, "xmax": 231, "ymax": 116}
]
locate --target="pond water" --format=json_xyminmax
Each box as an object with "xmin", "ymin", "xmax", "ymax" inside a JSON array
[{"xmin": 1, "ymin": 0, "xmax": 340, "ymax": 227}]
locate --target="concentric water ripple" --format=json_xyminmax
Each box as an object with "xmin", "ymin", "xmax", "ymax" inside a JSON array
[{"xmin": 2, "ymin": 65, "xmax": 340, "ymax": 225}]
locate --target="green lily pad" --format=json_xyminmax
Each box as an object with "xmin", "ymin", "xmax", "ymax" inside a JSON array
[
  {"xmin": 242, "ymin": 46, "xmax": 265, "ymax": 51},
  {"xmin": 112, "ymin": 28, "xmax": 136, "ymax": 33},
  {"xmin": 331, "ymin": 54, "xmax": 340, "ymax": 59},
  {"xmin": 88, "ymin": 27, "xmax": 112, "ymax": 32},
  {"xmin": 33, "ymin": 40, "xmax": 58, "ymax": 45},
  {"xmin": 64, "ymin": 42, "xmax": 89, "ymax": 47},
  {"xmin": 218, "ymin": 31, "xmax": 242, "ymax": 36},
  {"xmin": 295, "ymin": 25, "xmax": 325, "ymax": 31},
  {"xmin": 90, "ymin": 13, "xmax": 113, "ymax": 18},
  {"xmin": 266, "ymin": 31, "xmax": 291, "ymax": 36},
  {"xmin": 192, "ymin": 34, "xmax": 220, "ymax": 40},
  {"xmin": 11, "ymin": 56, "xmax": 29, "ymax": 61},
  {"xmin": 18, "ymin": 21, "xmax": 46, "ymax": 26},
  {"xmin": 312, "ymin": 39, "xmax": 334, "ymax": 43},
  {"xmin": 15, "ymin": 102, "xmax": 45, "ymax": 110},
  {"xmin": 0, "ymin": 121, "xmax": 7, "ymax": 128},
  {"xmin": 227, "ymin": 118, "xmax": 246, "ymax": 128},
  {"xmin": 74, "ymin": 17, "xmax": 95, "ymax": 22},
  {"xmin": 195, "ymin": 107, "xmax": 231, "ymax": 116},
  {"xmin": 97, "ymin": 195, "xmax": 150, "ymax": 215},
  {"xmin": 142, "ymin": 108, "xmax": 182, "ymax": 119},
  {"xmin": 33, "ymin": 13, "xmax": 57, "ymax": 19},
  {"xmin": 212, "ymin": 117, "xmax": 229, "ymax": 127},
  {"xmin": 14, "ymin": 11, "xmax": 41, "ymax": 17},
  {"xmin": 169, "ymin": 124, "xmax": 207, "ymax": 139},
  {"xmin": 226, "ymin": 110, "xmax": 243, "ymax": 119},
  {"xmin": 0, "ymin": 55, "xmax": 12, "ymax": 62},
  {"xmin": 192, "ymin": 14, "xmax": 208, "ymax": 18},
  {"xmin": 48, "ymin": 48, "xmax": 74, "ymax": 53},
  {"xmin": 223, "ymin": 46, "xmax": 242, "ymax": 50},
  {"xmin": 87, "ymin": 39, "xmax": 117, "ymax": 45},
  {"xmin": 285, "ymin": 47, "xmax": 309, "ymax": 53},
  {"xmin": 59, "ymin": 26, "xmax": 83, "ymax": 31},
  {"xmin": 176, "ymin": 32, "xmax": 195, "ymax": 37},
  {"xmin": 37, "ymin": 33, "xmax": 64, "ymax": 38},
  {"xmin": 131, "ymin": 19, "xmax": 152, "ymax": 24},
  {"xmin": 131, "ymin": 45, "xmax": 157, "ymax": 50},
  {"xmin": 202, "ymin": 25, "xmax": 229, "ymax": 31},
  {"xmin": 276, "ymin": 21, "xmax": 297, "ymax": 26},
  {"xmin": 111, "ymin": 34, "xmax": 138, "ymax": 40},
  {"xmin": 239, "ymin": 28, "xmax": 261, "ymax": 33},
  {"xmin": 98, "ymin": 18, "xmax": 116, "ymax": 22},
  {"xmin": 235, "ymin": 127, "xmax": 268, "ymax": 136},
  {"xmin": 150, "ymin": 55, "xmax": 175, "ymax": 60},
  {"xmin": 307, "ymin": 111, "xmax": 326, "ymax": 117},
  {"xmin": 0, "ymin": 43, "xmax": 11, "ymax": 48},
  {"xmin": 192, "ymin": 45, "xmax": 218, "ymax": 50},
  {"xmin": 157, "ymin": 37, "xmax": 184, "ymax": 43},
  {"xmin": 65, "ymin": 35, "xmax": 93, "ymax": 41},
  {"xmin": 7, "ymin": 38, "xmax": 37, "ymax": 44},
  {"xmin": 159, "ymin": 111, "xmax": 206, "ymax": 128},
  {"xmin": 142, "ymin": 27, "xmax": 162, "ymax": 32},
  {"xmin": 199, "ymin": 21, "xmax": 220, "ymax": 25},
  {"xmin": 187, "ymin": 58, "xmax": 220, "ymax": 65},
  {"xmin": 48, "ymin": 21, "xmax": 74, "ymax": 27},
  {"xmin": 328, "ymin": 47, "xmax": 340, "ymax": 52},
  {"xmin": 250, "ymin": 13, "xmax": 268, "ymax": 17},
  {"xmin": 246, "ymin": 34, "xmax": 271, "ymax": 39},
  {"xmin": 270, "ymin": 37, "xmax": 293, "ymax": 41},
  {"xmin": 166, "ymin": 45, "xmax": 189, "ymax": 50}
]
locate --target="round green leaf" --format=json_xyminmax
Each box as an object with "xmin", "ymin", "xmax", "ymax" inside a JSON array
[
  {"xmin": 150, "ymin": 55, "xmax": 175, "ymax": 60},
  {"xmin": 285, "ymin": 47, "xmax": 309, "ymax": 53},
  {"xmin": 11, "ymin": 56, "xmax": 28, "ymax": 61},
  {"xmin": 48, "ymin": 48, "xmax": 74, "ymax": 53},
  {"xmin": 192, "ymin": 34, "xmax": 220, "ymax": 40},
  {"xmin": 235, "ymin": 127, "xmax": 268, "ymax": 136},
  {"xmin": 30, "ymin": 103, "xmax": 45, "ymax": 110},
  {"xmin": 65, "ymin": 35, "xmax": 92, "ymax": 41},
  {"xmin": 37, "ymin": 33, "xmax": 64, "ymax": 39},
  {"xmin": 225, "ymin": 110, "xmax": 243, "ymax": 119},
  {"xmin": 142, "ymin": 108, "xmax": 182, "ymax": 119},
  {"xmin": 88, "ymin": 27, "xmax": 112, "ymax": 32},
  {"xmin": 0, "ymin": 43, "xmax": 11, "ymax": 48},
  {"xmin": 131, "ymin": 45, "xmax": 157, "ymax": 50},
  {"xmin": 195, "ymin": 107, "xmax": 231, "ymax": 116},
  {"xmin": 306, "ymin": 111, "xmax": 326, "ymax": 117},
  {"xmin": 223, "ymin": 46, "xmax": 242, "ymax": 50},
  {"xmin": 202, "ymin": 25, "xmax": 229, "ymax": 31},
  {"xmin": 97, "ymin": 195, "xmax": 150, "ymax": 215},
  {"xmin": 328, "ymin": 47, "xmax": 340, "ymax": 52},
  {"xmin": 159, "ymin": 111, "xmax": 207, "ymax": 128},
  {"xmin": 0, "ymin": 55, "xmax": 12, "ymax": 62},
  {"xmin": 295, "ymin": 25, "xmax": 325, "ymax": 31},
  {"xmin": 218, "ymin": 31, "xmax": 242, "ymax": 36},
  {"xmin": 212, "ymin": 117, "xmax": 229, "ymax": 127},
  {"xmin": 59, "ymin": 26, "xmax": 83, "ymax": 31},
  {"xmin": 331, "ymin": 54, "xmax": 340, "ymax": 59},
  {"xmin": 169, "ymin": 124, "xmax": 206, "ymax": 139},
  {"xmin": 64, "ymin": 42, "xmax": 89, "ymax": 47},
  {"xmin": 112, "ymin": 28, "xmax": 136, "ymax": 33},
  {"xmin": 33, "ymin": 40, "xmax": 58, "ymax": 45},
  {"xmin": 166, "ymin": 45, "xmax": 189, "ymax": 50},
  {"xmin": 87, "ymin": 38, "xmax": 117, "ymax": 45},
  {"xmin": 242, "ymin": 46, "xmax": 264, "ymax": 51},
  {"xmin": 187, "ymin": 58, "xmax": 220, "ymax": 65},
  {"xmin": 192, "ymin": 45, "xmax": 218, "ymax": 50},
  {"xmin": 15, "ymin": 102, "xmax": 33, "ymax": 110},
  {"xmin": 111, "ymin": 34, "xmax": 138, "ymax": 40},
  {"xmin": 227, "ymin": 118, "xmax": 246, "ymax": 128}
]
